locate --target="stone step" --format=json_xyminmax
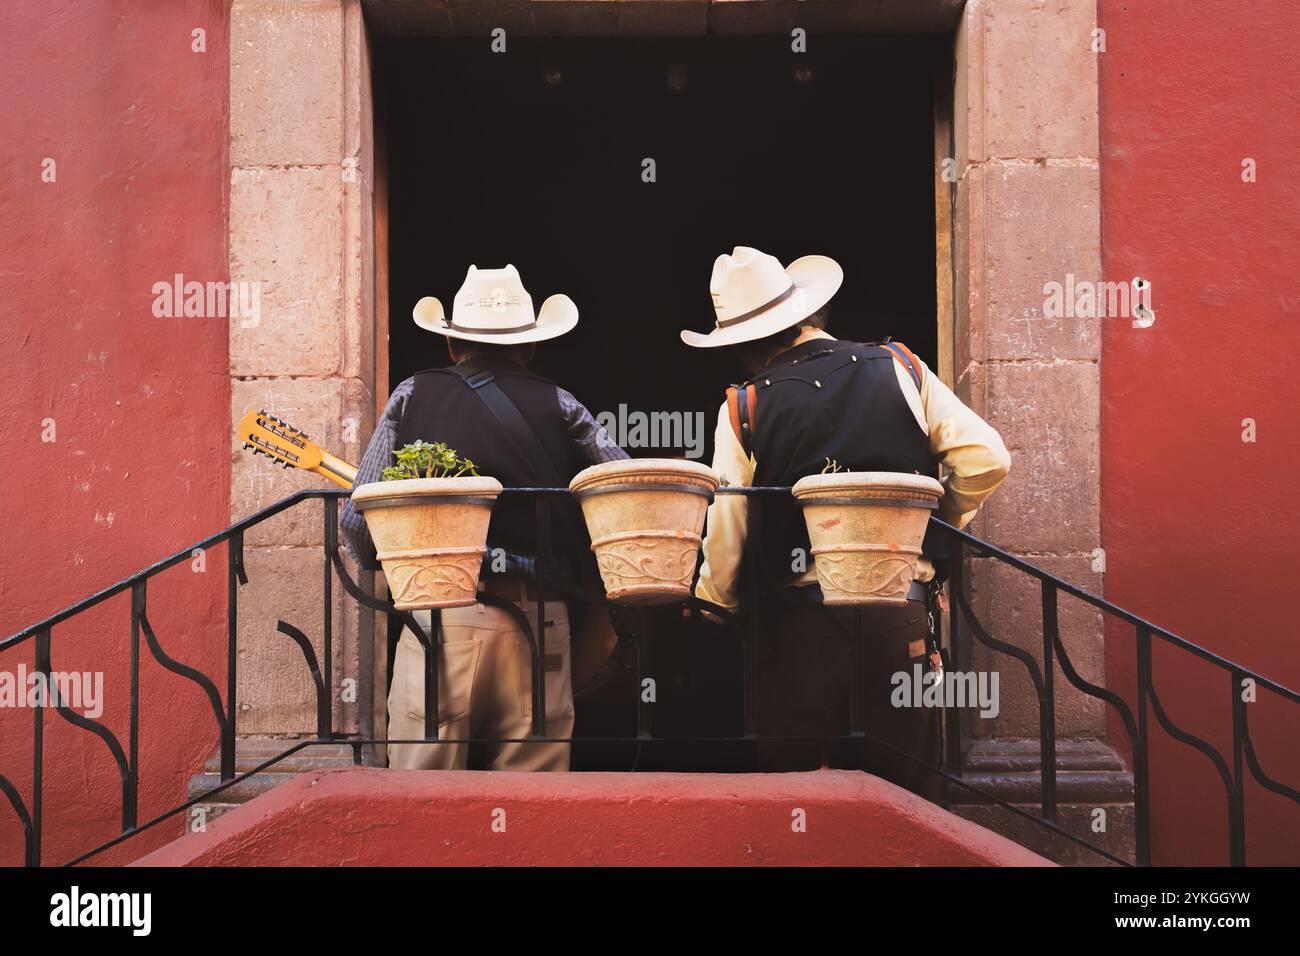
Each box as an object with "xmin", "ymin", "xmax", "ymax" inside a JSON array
[
  {"xmin": 947, "ymin": 739, "xmax": 1135, "ymax": 866},
  {"xmin": 187, "ymin": 739, "xmax": 363, "ymax": 812}
]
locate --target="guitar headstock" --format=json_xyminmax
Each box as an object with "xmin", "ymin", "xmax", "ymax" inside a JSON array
[{"xmin": 237, "ymin": 409, "xmax": 325, "ymax": 471}]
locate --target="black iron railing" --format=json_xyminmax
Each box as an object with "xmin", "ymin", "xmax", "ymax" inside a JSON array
[{"xmin": 2, "ymin": 487, "xmax": 1297, "ymax": 867}]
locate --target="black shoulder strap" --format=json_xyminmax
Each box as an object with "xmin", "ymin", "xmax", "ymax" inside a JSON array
[{"xmin": 445, "ymin": 363, "xmax": 564, "ymax": 486}]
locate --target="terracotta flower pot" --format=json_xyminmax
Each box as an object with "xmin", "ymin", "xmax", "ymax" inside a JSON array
[
  {"xmin": 351, "ymin": 476, "xmax": 503, "ymax": 610},
  {"xmin": 570, "ymin": 458, "xmax": 720, "ymax": 605},
  {"xmin": 791, "ymin": 471, "xmax": 944, "ymax": 606}
]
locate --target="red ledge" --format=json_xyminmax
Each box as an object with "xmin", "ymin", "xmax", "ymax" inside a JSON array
[{"xmin": 135, "ymin": 768, "xmax": 1053, "ymax": 867}]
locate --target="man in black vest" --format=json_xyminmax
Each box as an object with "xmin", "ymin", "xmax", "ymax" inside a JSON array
[
  {"xmin": 682, "ymin": 247, "xmax": 1010, "ymax": 801},
  {"xmin": 342, "ymin": 265, "xmax": 627, "ymax": 771}
]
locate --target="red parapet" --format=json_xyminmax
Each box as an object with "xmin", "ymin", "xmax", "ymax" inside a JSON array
[{"xmin": 134, "ymin": 768, "xmax": 1052, "ymax": 868}]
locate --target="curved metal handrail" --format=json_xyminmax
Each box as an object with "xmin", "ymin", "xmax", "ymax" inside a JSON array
[{"xmin": 5, "ymin": 487, "xmax": 1300, "ymax": 869}]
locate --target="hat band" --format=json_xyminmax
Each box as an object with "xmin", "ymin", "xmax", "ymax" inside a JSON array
[
  {"xmin": 444, "ymin": 318, "xmax": 538, "ymax": 335},
  {"xmin": 715, "ymin": 283, "xmax": 797, "ymax": 329}
]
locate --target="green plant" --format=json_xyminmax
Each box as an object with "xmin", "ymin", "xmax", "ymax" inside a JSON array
[{"xmin": 381, "ymin": 440, "xmax": 480, "ymax": 481}]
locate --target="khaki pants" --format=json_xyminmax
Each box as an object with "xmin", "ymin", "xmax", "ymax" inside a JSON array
[{"xmin": 386, "ymin": 599, "xmax": 575, "ymax": 771}]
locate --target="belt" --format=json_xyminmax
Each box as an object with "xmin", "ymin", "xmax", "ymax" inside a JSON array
[
  {"xmin": 482, "ymin": 578, "xmax": 543, "ymax": 603},
  {"xmin": 791, "ymin": 580, "xmax": 930, "ymax": 604}
]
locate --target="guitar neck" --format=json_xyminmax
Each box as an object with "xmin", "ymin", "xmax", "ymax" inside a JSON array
[{"xmin": 316, "ymin": 452, "xmax": 358, "ymax": 489}]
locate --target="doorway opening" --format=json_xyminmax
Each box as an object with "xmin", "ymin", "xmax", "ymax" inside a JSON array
[{"xmin": 377, "ymin": 33, "xmax": 949, "ymax": 769}]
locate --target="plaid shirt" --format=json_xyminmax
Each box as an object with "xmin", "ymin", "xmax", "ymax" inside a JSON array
[{"xmin": 340, "ymin": 374, "xmax": 627, "ymax": 570}]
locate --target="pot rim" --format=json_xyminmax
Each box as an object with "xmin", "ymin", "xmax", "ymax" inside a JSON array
[
  {"xmin": 791, "ymin": 471, "xmax": 944, "ymax": 500},
  {"xmin": 569, "ymin": 457, "xmax": 720, "ymax": 494},
  {"xmin": 351, "ymin": 475, "xmax": 504, "ymax": 511}
]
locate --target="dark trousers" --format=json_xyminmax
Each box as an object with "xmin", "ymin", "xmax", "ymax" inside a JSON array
[{"xmin": 754, "ymin": 589, "xmax": 943, "ymax": 804}]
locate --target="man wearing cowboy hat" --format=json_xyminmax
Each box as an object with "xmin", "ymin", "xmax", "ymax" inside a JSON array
[
  {"xmin": 342, "ymin": 264, "xmax": 627, "ymax": 772},
  {"xmin": 683, "ymin": 246, "xmax": 1011, "ymax": 800}
]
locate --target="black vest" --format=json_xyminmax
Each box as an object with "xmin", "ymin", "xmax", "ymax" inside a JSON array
[
  {"xmin": 742, "ymin": 338, "xmax": 939, "ymax": 591},
  {"xmin": 393, "ymin": 358, "xmax": 588, "ymax": 561}
]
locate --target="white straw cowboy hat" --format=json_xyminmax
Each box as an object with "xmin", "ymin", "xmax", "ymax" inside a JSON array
[
  {"xmin": 680, "ymin": 246, "xmax": 843, "ymax": 348},
  {"xmin": 413, "ymin": 264, "xmax": 578, "ymax": 345}
]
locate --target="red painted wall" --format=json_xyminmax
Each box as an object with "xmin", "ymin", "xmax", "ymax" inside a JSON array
[
  {"xmin": 1099, "ymin": 0, "xmax": 1300, "ymax": 864},
  {"xmin": 0, "ymin": 0, "xmax": 230, "ymax": 865}
]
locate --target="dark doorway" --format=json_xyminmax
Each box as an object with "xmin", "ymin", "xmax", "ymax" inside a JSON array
[
  {"xmin": 381, "ymin": 36, "xmax": 942, "ymax": 448},
  {"xmin": 378, "ymin": 34, "xmax": 945, "ymax": 769}
]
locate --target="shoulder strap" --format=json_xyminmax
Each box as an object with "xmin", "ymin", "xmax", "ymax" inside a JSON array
[
  {"xmin": 445, "ymin": 363, "xmax": 564, "ymax": 486},
  {"xmin": 880, "ymin": 340, "xmax": 923, "ymax": 392},
  {"xmin": 725, "ymin": 384, "xmax": 757, "ymax": 458}
]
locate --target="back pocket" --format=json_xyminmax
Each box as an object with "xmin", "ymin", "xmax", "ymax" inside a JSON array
[{"xmin": 391, "ymin": 631, "xmax": 480, "ymax": 728}]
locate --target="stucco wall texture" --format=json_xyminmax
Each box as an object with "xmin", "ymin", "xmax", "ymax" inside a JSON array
[
  {"xmin": 0, "ymin": 0, "xmax": 231, "ymax": 865},
  {"xmin": 1099, "ymin": 0, "xmax": 1300, "ymax": 864}
]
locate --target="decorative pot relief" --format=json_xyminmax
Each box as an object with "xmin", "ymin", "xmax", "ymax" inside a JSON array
[
  {"xmin": 592, "ymin": 532, "xmax": 700, "ymax": 596},
  {"xmin": 570, "ymin": 458, "xmax": 720, "ymax": 606},
  {"xmin": 811, "ymin": 549, "xmax": 919, "ymax": 603},
  {"xmin": 792, "ymin": 472, "xmax": 943, "ymax": 607},
  {"xmin": 382, "ymin": 547, "xmax": 486, "ymax": 610},
  {"xmin": 351, "ymin": 476, "xmax": 502, "ymax": 611}
]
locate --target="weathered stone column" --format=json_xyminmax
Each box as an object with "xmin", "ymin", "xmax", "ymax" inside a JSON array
[
  {"xmin": 227, "ymin": 0, "xmax": 376, "ymax": 739},
  {"xmin": 950, "ymin": 0, "xmax": 1130, "ymax": 862}
]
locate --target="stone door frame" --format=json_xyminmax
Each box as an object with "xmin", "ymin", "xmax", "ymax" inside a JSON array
[{"xmin": 226, "ymin": 0, "xmax": 1103, "ymax": 756}]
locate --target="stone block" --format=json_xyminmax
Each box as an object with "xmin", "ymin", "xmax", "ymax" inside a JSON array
[
  {"xmin": 449, "ymin": 0, "xmax": 536, "ymax": 36},
  {"xmin": 982, "ymin": 0, "xmax": 1099, "ymax": 160},
  {"xmin": 983, "ymin": 163, "xmax": 1101, "ymax": 362},
  {"xmin": 229, "ymin": 167, "xmax": 343, "ymax": 377},
  {"xmin": 230, "ymin": 0, "xmax": 344, "ymax": 167},
  {"xmin": 532, "ymin": 0, "xmax": 619, "ymax": 35},
  {"xmin": 615, "ymin": 0, "xmax": 708, "ymax": 36},
  {"xmin": 979, "ymin": 360, "xmax": 1100, "ymax": 554},
  {"xmin": 710, "ymin": 0, "xmax": 797, "ymax": 35}
]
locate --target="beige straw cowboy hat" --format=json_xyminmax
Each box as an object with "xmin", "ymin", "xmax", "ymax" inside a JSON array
[
  {"xmin": 680, "ymin": 246, "xmax": 843, "ymax": 348},
  {"xmin": 413, "ymin": 264, "xmax": 579, "ymax": 345}
]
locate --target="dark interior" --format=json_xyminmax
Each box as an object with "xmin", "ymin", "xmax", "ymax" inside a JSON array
[{"xmin": 379, "ymin": 34, "xmax": 946, "ymax": 769}]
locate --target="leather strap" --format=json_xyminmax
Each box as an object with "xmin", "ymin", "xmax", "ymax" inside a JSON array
[
  {"xmin": 726, "ymin": 384, "xmax": 756, "ymax": 457},
  {"xmin": 881, "ymin": 340, "xmax": 923, "ymax": 391},
  {"xmin": 445, "ymin": 363, "xmax": 564, "ymax": 485}
]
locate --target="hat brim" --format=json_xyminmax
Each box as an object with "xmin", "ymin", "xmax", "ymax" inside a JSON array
[
  {"xmin": 413, "ymin": 293, "xmax": 579, "ymax": 345},
  {"xmin": 679, "ymin": 255, "xmax": 844, "ymax": 349}
]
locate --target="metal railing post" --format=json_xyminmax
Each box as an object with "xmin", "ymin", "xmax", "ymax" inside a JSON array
[
  {"xmin": 1039, "ymin": 581, "xmax": 1058, "ymax": 823},
  {"xmin": 223, "ymin": 530, "xmax": 244, "ymax": 782},
  {"xmin": 1230, "ymin": 667, "xmax": 1247, "ymax": 866},
  {"xmin": 1134, "ymin": 626, "xmax": 1152, "ymax": 866}
]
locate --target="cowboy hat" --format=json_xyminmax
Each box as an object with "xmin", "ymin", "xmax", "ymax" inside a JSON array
[
  {"xmin": 680, "ymin": 246, "xmax": 843, "ymax": 348},
  {"xmin": 413, "ymin": 264, "xmax": 578, "ymax": 345}
]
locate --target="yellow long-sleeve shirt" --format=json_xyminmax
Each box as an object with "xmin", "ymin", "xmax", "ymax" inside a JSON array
[{"xmin": 695, "ymin": 331, "xmax": 1011, "ymax": 610}]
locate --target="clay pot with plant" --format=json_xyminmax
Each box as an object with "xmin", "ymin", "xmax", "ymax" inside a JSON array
[
  {"xmin": 569, "ymin": 458, "xmax": 720, "ymax": 605},
  {"xmin": 351, "ymin": 440, "xmax": 502, "ymax": 610},
  {"xmin": 791, "ymin": 458, "xmax": 944, "ymax": 606}
]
